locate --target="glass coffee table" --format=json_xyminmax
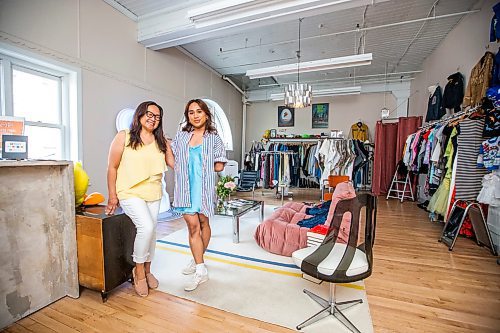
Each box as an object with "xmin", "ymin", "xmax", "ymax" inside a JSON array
[{"xmin": 215, "ymin": 199, "xmax": 264, "ymax": 243}]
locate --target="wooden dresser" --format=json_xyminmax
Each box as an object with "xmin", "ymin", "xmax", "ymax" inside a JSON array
[{"xmin": 76, "ymin": 206, "xmax": 136, "ymax": 302}]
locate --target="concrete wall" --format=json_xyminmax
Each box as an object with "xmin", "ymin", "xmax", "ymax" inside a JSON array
[
  {"xmin": 245, "ymin": 92, "xmax": 396, "ymax": 149},
  {"xmin": 0, "ymin": 161, "xmax": 78, "ymax": 329},
  {"xmin": 0, "ymin": 0, "xmax": 243, "ymax": 196},
  {"xmin": 409, "ymin": 0, "xmax": 496, "ymax": 117}
]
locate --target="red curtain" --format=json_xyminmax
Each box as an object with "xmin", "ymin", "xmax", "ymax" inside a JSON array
[
  {"xmin": 372, "ymin": 116, "xmax": 422, "ymax": 196},
  {"xmin": 372, "ymin": 121, "xmax": 398, "ymax": 196}
]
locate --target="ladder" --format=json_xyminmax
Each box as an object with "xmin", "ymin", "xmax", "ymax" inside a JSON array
[{"xmin": 386, "ymin": 164, "xmax": 414, "ymax": 202}]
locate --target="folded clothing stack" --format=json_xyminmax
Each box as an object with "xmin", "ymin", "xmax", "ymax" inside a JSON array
[{"xmin": 306, "ymin": 225, "xmax": 328, "ymax": 247}]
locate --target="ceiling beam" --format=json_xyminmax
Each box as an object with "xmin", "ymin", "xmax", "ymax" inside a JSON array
[
  {"xmin": 102, "ymin": 0, "xmax": 138, "ymax": 21},
  {"xmin": 138, "ymin": 0, "xmax": 390, "ymax": 50}
]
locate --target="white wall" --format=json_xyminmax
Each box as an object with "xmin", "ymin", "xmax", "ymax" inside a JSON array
[
  {"xmin": 246, "ymin": 93, "xmax": 396, "ymax": 149},
  {"xmin": 409, "ymin": 0, "xmax": 496, "ymax": 117},
  {"xmin": 0, "ymin": 0, "xmax": 243, "ymax": 197}
]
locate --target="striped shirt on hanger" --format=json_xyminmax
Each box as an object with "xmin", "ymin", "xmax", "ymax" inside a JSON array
[{"xmin": 454, "ymin": 118, "xmax": 488, "ymax": 201}]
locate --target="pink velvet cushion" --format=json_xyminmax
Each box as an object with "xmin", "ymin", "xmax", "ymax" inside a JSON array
[{"xmin": 254, "ymin": 182, "xmax": 356, "ymax": 257}]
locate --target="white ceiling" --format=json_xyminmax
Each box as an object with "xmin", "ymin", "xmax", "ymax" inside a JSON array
[{"xmin": 104, "ymin": 0, "xmax": 481, "ymax": 97}]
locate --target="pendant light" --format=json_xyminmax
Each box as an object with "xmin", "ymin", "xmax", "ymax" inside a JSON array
[
  {"xmin": 381, "ymin": 61, "xmax": 390, "ymax": 119},
  {"xmin": 284, "ymin": 18, "xmax": 312, "ymax": 109}
]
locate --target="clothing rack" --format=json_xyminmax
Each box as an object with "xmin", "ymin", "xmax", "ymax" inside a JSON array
[
  {"xmin": 268, "ymin": 137, "xmax": 346, "ymax": 143},
  {"xmin": 259, "ymin": 151, "xmax": 297, "ymax": 155},
  {"xmin": 419, "ymin": 105, "xmax": 480, "ymax": 130}
]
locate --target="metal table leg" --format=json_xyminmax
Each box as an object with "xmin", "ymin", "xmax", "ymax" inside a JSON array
[
  {"xmin": 260, "ymin": 201, "xmax": 264, "ymax": 221},
  {"xmin": 280, "ymin": 185, "xmax": 284, "ymax": 206},
  {"xmin": 232, "ymin": 216, "xmax": 240, "ymax": 243}
]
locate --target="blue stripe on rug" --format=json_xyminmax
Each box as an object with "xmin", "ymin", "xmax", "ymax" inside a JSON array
[{"xmin": 157, "ymin": 239, "xmax": 299, "ymax": 269}]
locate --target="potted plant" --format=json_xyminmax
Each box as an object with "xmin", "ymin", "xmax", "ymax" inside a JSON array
[{"xmin": 216, "ymin": 175, "xmax": 236, "ymax": 210}]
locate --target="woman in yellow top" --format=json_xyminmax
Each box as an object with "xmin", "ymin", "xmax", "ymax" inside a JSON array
[{"xmin": 106, "ymin": 101, "xmax": 171, "ymax": 297}]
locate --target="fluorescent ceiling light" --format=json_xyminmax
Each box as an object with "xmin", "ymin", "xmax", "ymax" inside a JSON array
[
  {"xmin": 188, "ymin": 0, "xmax": 380, "ymax": 29},
  {"xmin": 270, "ymin": 86, "xmax": 361, "ymax": 100},
  {"xmin": 246, "ymin": 53, "xmax": 372, "ymax": 79},
  {"xmin": 188, "ymin": 0, "xmax": 255, "ymax": 19}
]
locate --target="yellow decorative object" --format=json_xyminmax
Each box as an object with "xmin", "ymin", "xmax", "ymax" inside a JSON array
[
  {"xmin": 263, "ymin": 129, "xmax": 271, "ymax": 139},
  {"xmin": 82, "ymin": 192, "xmax": 105, "ymax": 206},
  {"xmin": 74, "ymin": 161, "xmax": 89, "ymax": 206}
]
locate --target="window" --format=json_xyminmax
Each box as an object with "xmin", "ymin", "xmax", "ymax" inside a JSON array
[
  {"xmin": 203, "ymin": 99, "xmax": 233, "ymax": 151},
  {"xmin": 0, "ymin": 46, "xmax": 80, "ymax": 161}
]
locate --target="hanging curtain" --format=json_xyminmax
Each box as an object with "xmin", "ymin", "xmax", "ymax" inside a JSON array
[
  {"xmin": 372, "ymin": 121, "xmax": 398, "ymax": 195},
  {"xmin": 396, "ymin": 116, "xmax": 423, "ymax": 196},
  {"xmin": 372, "ymin": 116, "xmax": 423, "ymax": 196}
]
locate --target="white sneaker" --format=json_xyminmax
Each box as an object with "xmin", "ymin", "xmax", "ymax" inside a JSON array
[
  {"xmin": 184, "ymin": 271, "xmax": 208, "ymax": 291},
  {"xmin": 182, "ymin": 259, "xmax": 196, "ymax": 275}
]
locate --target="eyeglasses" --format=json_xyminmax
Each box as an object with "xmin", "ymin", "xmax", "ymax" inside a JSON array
[{"xmin": 145, "ymin": 111, "xmax": 161, "ymax": 121}]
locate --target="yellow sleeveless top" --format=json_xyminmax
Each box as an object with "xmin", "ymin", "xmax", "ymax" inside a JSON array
[{"xmin": 116, "ymin": 130, "xmax": 167, "ymax": 201}]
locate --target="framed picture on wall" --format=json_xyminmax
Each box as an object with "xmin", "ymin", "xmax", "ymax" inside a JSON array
[
  {"xmin": 312, "ymin": 103, "xmax": 329, "ymax": 128},
  {"xmin": 270, "ymin": 129, "xmax": 277, "ymax": 138},
  {"xmin": 278, "ymin": 106, "xmax": 294, "ymax": 127}
]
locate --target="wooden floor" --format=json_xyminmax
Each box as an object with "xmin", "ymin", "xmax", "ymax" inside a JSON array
[{"xmin": 3, "ymin": 189, "xmax": 499, "ymax": 333}]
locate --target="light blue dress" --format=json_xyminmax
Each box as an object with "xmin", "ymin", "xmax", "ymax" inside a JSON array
[{"xmin": 174, "ymin": 144, "xmax": 203, "ymax": 214}]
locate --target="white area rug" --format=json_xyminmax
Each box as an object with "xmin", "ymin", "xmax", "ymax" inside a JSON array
[{"xmin": 152, "ymin": 206, "xmax": 373, "ymax": 333}]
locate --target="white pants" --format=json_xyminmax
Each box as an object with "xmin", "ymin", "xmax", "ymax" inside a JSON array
[{"xmin": 120, "ymin": 197, "xmax": 160, "ymax": 264}]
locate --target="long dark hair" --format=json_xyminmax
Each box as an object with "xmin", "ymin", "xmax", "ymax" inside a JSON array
[
  {"xmin": 128, "ymin": 101, "xmax": 167, "ymax": 153},
  {"xmin": 181, "ymin": 99, "xmax": 218, "ymax": 134}
]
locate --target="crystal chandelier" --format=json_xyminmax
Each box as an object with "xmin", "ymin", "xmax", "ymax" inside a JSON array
[{"xmin": 285, "ymin": 18, "xmax": 312, "ymax": 108}]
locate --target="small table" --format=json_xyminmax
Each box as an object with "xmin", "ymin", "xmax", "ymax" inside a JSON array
[
  {"xmin": 215, "ymin": 199, "xmax": 264, "ymax": 243},
  {"xmin": 76, "ymin": 206, "xmax": 136, "ymax": 302}
]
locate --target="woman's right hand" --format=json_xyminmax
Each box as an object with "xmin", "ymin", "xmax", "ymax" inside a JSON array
[{"xmin": 105, "ymin": 196, "xmax": 119, "ymax": 215}]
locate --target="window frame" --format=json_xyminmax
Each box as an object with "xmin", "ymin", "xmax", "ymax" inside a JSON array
[{"xmin": 0, "ymin": 43, "xmax": 81, "ymax": 161}]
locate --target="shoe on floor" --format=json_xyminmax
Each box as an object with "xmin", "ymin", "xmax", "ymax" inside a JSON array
[
  {"xmin": 417, "ymin": 200, "xmax": 429, "ymax": 210},
  {"xmin": 184, "ymin": 271, "xmax": 208, "ymax": 292},
  {"xmin": 146, "ymin": 272, "xmax": 159, "ymax": 289},
  {"xmin": 132, "ymin": 267, "xmax": 148, "ymax": 297},
  {"xmin": 182, "ymin": 259, "xmax": 196, "ymax": 275}
]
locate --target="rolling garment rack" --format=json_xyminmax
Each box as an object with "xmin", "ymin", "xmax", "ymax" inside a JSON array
[
  {"xmin": 387, "ymin": 105, "xmax": 481, "ymax": 203},
  {"xmin": 430, "ymin": 105, "xmax": 496, "ymax": 255},
  {"xmin": 258, "ymin": 150, "xmax": 297, "ymax": 205}
]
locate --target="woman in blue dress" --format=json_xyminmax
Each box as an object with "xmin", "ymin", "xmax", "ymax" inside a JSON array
[{"xmin": 166, "ymin": 99, "xmax": 227, "ymax": 291}]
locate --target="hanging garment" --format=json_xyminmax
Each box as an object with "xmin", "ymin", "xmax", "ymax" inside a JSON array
[
  {"xmin": 491, "ymin": 2, "xmax": 500, "ymax": 43},
  {"xmin": 484, "ymin": 87, "xmax": 500, "ymax": 137},
  {"xmin": 442, "ymin": 72, "xmax": 464, "ymax": 113},
  {"xmin": 352, "ymin": 140, "xmax": 369, "ymax": 177},
  {"xmin": 464, "ymin": 52, "xmax": 494, "ymax": 107},
  {"xmin": 428, "ymin": 126, "xmax": 458, "ymax": 214},
  {"xmin": 477, "ymin": 172, "xmax": 500, "ymax": 206},
  {"xmin": 477, "ymin": 136, "xmax": 500, "ymax": 171},
  {"xmin": 427, "ymin": 177, "xmax": 451, "ymax": 216},
  {"xmin": 349, "ymin": 122, "xmax": 370, "ymax": 141},
  {"xmin": 492, "ymin": 50, "xmax": 500, "ymax": 86},
  {"xmin": 425, "ymin": 85, "xmax": 445, "ymax": 122},
  {"xmin": 455, "ymin": 119, "xmax": 489, "ymax": 200},
  {"xmin": 484, "ymin": 107, "xmax": 500, "ymax": 138}
]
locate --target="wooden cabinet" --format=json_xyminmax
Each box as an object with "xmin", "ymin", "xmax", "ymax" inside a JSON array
[{"xmin": 76, "ymin": 206, "xmax": 136, "ymax": 302}]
